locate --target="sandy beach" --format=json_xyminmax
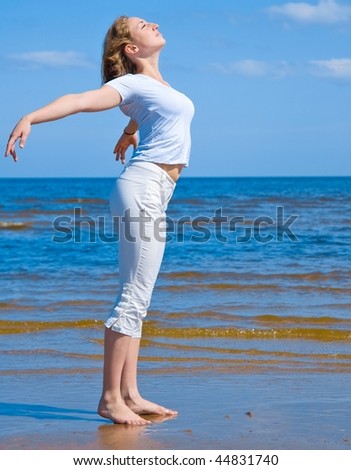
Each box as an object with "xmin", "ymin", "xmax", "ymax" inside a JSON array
[{"xmin": 0, "ymin": 368, "xmax": 350, "ymax": 450}]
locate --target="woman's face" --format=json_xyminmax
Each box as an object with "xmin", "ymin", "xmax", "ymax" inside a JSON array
[{"xmin": 127, "ymin": 17, "xmax": 166, "ymax": 52}]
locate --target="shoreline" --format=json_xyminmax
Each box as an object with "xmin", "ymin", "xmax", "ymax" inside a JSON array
[{"xmin": 0, "ymin": 371, "xmax": 350, "ymax": 450}]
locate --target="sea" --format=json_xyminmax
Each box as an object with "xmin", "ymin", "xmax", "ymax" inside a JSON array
[{"xmin": 1, "ymin": 176, "xmax": 351, "ymax": 379}]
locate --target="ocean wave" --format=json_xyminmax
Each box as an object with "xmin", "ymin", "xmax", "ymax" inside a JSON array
[
  {"xmin": 162, "ymin": 270, "xmax": 351, "ymax": 282},
  {"xmin": 53, "ymin": 198, "xmax": 107, "ymax": 204},
  {"xmin": 0, "ymin": 319, "xmax": 100, "ymax": 335},
  {"xmin": 0, "ymin": 221, "xmax": 32, "ymax": 230},
  {"xmin": 160, "ymin": 282, "xmax": 351, "ymax": 294},
  {"xmin": 142, "ymin": 324, "xmax": 351, "ymax": 342},
  {"xmin": 0, "ymin": 302, "xmax": 36, "ymax": 311},
  {"xmin": 1, "ymin": 319, "xmax": 349, "ymax": 342},
  {"xmin": 161, "ymin": 311, "xmax": 351, "ymax": 326}
]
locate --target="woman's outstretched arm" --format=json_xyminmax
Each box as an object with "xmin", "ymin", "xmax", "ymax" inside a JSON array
[{"xmin": 5, "ymin": 85, "xmax": 122, "ymax": 161}]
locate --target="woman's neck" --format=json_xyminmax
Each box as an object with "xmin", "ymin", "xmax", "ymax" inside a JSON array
[{"xmin": 135, "ymin": 55, "xmax": 164, "ymax": 82}]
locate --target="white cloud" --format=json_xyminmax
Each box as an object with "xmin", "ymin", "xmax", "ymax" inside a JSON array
[
  {"xmin": 267, "ymin": 0, "xmax": 351, "ymax": 24},
  {"xmin": 8, "ymin": 51, "xmax": 92, "ymax": 68},
  {"xmin": 230, "ymin": 60, "xmax": 270, "ymax": 77},
  {"xmin": 209, "ymin": 57, "xmax": 351, "ymax": 82},
  {"xmin": 309, "ymin": 58, "xmax": 351, "ymax": 78},
  {"xmin": 209, "ymin": 60, "xmax": 293, "ymax": 79}
]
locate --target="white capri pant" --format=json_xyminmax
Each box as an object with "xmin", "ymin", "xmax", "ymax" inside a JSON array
[{"xmin": 105, "ymin": 160, "xmax": 176, "ymax": 338}]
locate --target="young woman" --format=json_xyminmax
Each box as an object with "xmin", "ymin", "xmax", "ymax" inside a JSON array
[{"xmin": 5, "ymin": 15, "xmax": 194, "ymax": 426}]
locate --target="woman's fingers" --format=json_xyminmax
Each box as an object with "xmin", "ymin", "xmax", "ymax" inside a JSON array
[
  {"xmin": 112, "ymin": 132, "xmax": 138, "ymax": 164},
  {"xmin": 6, "ymin": 134, "xmax": 26, "ymax": 162},
  {"xmin": 5, "ymin": 118, "xmax": 31, "ymax": 162},
  {"xmin": 115, "ymin": 144, "xmax": 127, "ymax": 164},
  {"xmin": 19, "ymin": 132, "xmax": 28, "ymax": 150},
  {"xmin": 5, "ymin": 135, "xmax": 18, "ymax": 161},
  {"xmin": 5, "ymin": 135, "xmax": 15, "ymax": 157}
]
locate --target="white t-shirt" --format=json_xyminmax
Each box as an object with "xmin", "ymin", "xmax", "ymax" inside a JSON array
[{"xmin": 105, "ymin": 73, "xmax": 195, "ymax": 167}]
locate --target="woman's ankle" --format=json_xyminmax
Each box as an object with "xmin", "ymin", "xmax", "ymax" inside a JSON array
[
  {"xmin": 121, "ymin": 387, "xmax": 141, "ymax": 402},
  {"xmin": 100, "ymin": 390, "xmax": 124, "ymax": 405}
]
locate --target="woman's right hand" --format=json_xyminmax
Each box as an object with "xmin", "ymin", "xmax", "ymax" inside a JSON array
[
  {"xmin": 5, "ymin": 116, "xmax": 32, "ymax": 162},
  {"xmin": 113, "ymin": 131, "xmax": 138, "ymax": 165}
]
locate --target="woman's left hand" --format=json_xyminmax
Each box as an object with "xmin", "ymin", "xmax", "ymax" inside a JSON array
[{"xmin": 113, "ymin": 132, "xmax": 138, "ymax": 165}]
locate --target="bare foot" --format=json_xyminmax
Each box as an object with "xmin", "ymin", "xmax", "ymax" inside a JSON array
[
  {"xmin": 125, "ymin": 396, "xmax": 178, "ymax": 417},
  {"xmin": 98, "ymin": 398, "xmax": 152, "ymax": 425}
]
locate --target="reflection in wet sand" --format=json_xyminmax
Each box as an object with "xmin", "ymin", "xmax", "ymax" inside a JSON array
[{"xmin": 96, "ymin": 415, "xmax": 177, "ymax": 450}]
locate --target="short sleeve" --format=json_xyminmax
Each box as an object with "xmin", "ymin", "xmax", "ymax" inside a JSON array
[{"xmin": 104, "ymin": 74, "xmax": 136, "ymax": 104}]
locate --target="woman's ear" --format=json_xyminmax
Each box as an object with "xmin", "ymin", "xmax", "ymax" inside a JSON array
[{"xmin": 124, "ymin": 44, "xmax": 139, "ymax": 56}]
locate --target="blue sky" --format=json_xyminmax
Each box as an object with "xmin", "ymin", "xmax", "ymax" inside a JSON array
[{"xmin": 1, "ymin": 0, "xmax": 351, "ymax": 177}]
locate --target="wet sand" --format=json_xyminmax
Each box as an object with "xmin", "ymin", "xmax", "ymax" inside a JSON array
[{"xmin": 0, "ymin": 370, "xmax": 350, "ymax": 450}]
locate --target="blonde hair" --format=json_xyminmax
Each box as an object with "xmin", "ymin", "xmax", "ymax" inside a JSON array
[{"xmin": 101, "ymin": 16, "xmax": 137, "ymax": 83}]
